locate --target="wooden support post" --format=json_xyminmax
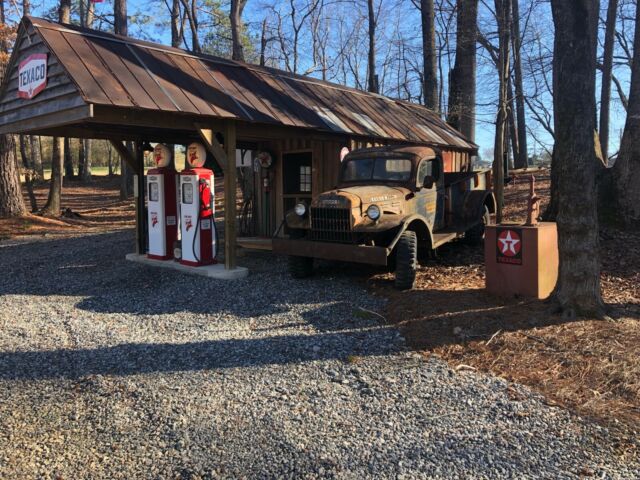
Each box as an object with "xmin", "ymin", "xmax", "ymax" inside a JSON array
[
  {"xmin": 224, "ymin": 121, "xmax": 237, "ymax": 270},
  {"xmin": 134, "ymin": 141, "xmax": 146, "ymax": 255}
]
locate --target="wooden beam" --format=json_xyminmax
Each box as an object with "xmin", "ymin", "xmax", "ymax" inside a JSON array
[
  {"xmin": 109, "ymin": 139, "xmax": 137, "ymax": 171},
  {"xmin": 224, "ymin": 120, "xmax": 237, "ymax": 270},
  {"xmin": 0, "ymin": 104, "xmax": 92, "ymax": 135},
  {"xmin": 195, "ymin": 125, "xmax": 228, "ymax": 171},
  {"xmin": 91, "ymin": 105, "xmax": 223, "ymax": 132}
]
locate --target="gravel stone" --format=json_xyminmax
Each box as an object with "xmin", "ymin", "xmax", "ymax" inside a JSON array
[{"xmin": 0, "ymin": 230, "xmax": 638, "ymax": 479}]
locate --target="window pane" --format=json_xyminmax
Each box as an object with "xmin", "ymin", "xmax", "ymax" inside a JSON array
[
  {"xmin": 149, "ymin": 182, "xmax": 159, "ymax": 202},
  {"xmin": 182, "ymin": 183, "xmax": 194, "ymax": 204}
]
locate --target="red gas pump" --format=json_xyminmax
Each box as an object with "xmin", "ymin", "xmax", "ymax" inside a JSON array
[
  {"xmin": 147, "ymin": 144, "xmax": 178, "ymax": 260},
  {"xmin": 179, "ymin": 142, "xmax": 217, "ymax": 266}
]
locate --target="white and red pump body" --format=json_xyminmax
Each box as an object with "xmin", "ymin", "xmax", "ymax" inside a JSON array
[
  {"xmin": 180, "ymin": 143, "xmax": 217, "ymax": 266},
  {"xmin": 147, "ymin": 144, "xmax": 178, "ymax": 260}
]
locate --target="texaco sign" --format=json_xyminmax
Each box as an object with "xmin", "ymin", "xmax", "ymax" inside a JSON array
[
  {"xmin": 18, "ymin": 54, "xmax": 47, "ymax": 100},
  {"xmin": 496, "ymin": 227, "xmax": 523, "ymax": 265}
]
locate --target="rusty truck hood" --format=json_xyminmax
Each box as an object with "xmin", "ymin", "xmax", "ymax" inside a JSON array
[{"xmin": 313, "ymin": 185, "xmax": 409, "ymax": 209}]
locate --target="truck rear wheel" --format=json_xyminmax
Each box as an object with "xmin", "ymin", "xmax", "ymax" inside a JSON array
[
  {"xmin": 465, "ymin": 206, "xmax": 491, "ymax": 245},
  {"xmin": 289, "ymin": 255, "xmax": 314, "ymax": 279},
  {"xmin": 395, "ymin": 230, "xmax": 417, "ymax": 290}
]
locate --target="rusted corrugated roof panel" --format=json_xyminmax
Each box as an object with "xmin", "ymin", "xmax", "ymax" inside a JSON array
[{"xmin": 25, "ymin": 16, "xmax": 476, "ymax": 151}]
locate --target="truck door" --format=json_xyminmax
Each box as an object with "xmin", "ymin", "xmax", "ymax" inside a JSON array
[
  {"xmin": 416, "ymin": 158, "xmax": 444, "ymax": 230},
  {"xmin": 433, "ymin": 158, "xmax": 445, "ymax": 230}
]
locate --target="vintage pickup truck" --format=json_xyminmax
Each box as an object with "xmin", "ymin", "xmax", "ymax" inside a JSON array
[{"xmin": 273, "ymin": 145, "xmax": 496, "ymax": 289}]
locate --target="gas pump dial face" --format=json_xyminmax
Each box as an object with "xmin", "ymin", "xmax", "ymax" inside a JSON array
[
  {"xmin": 187, "ymin": 143, "xmax": 207, "ymax": 168},
  {"xmin": 153, "ymin": 144, "xmax": 172, "ymax": 168}
]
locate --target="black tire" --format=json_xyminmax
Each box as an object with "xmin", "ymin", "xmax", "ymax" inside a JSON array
[
  {"xmin": 289, "ymin": 255, "xmax": 314, "ymax": 279},
  {"xmin": 466, "ymin": 206, "xmax": 491, "ymax": 246},
  {"xmin": 394, "ymin": 230, "xmax": 417, "ymax": 290}
]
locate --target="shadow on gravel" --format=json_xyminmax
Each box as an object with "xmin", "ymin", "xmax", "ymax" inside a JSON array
[
  {"xmin": 0, "ymin": 231, "xmax": 381, "ymax": 324},
  {"xmin": 0, "ymin": 329, "xmax": 398, "ymax": 380}
]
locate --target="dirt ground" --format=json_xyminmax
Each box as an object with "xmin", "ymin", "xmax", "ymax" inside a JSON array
[
  {"xmin": 369, "ymin": 172, "xmax": 639, "ymax": 460},
  {"xmin": 0, "ymin": 176, "xmax": 134, "ymax": 239},
  {"xmin": 2, "ymin": 172, "xmax": 638, "ymax": 459}
]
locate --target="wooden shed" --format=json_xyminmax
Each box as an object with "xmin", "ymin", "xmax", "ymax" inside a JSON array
[{"xmin": 0, "ymin": 16, "xmax": 477, "ymax": 269}]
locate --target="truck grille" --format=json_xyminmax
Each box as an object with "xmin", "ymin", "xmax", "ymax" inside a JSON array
[{"xmin": 310, "ymin": 207, "xmax": 354, "ymax": 242}]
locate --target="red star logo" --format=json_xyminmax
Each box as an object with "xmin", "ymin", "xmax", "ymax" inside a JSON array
[{"xmin": 498, "ymin": 229, "xmax": 521, "ymax": 257}]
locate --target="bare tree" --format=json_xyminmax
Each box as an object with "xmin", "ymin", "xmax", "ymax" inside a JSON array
[
  {"xmin": 550, "ymin": 0, "xmax": 604, "ymax": 316},
  {"xmin": 114, "ymin": 0, "xmax": 128, "ymax": 36},
  {"xmin": 613, "ymin": 0, "xmax": 640, "ymax": 226},
  {"xmin": 493, "ymin": 0, "xmax": 511, "ymax": 222},
  {"xmin": 180, "ymin": 0, "xmax": 201, "ymax": 53},
  {"xmin": 448, "ymin": 0, "xmax": 478, "ymax": 141},
  {"xmin": 417, "ymin": 0, "xmax": 438, "ymax": 110},
  {"xmin": 367, "ymin": 0, "xmax": 379, "ymax": 93},
  {"xmin": 511, "ymin": 0, "xmax": 528, "ymax": 168},
  {"xmin": 231, "ymin": 0, "xmax": 248, "ymax": 61},
  {"xmin": 599, "ymin": 0, "xmax": 618, "ymax": 161}
]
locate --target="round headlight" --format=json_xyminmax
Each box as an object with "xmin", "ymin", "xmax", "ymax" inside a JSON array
[
  {"xmin": 294, "ymin": 203, "xmax": 307, "ymax": 216},
  {"xmin": 367, "ymin": 204, "xmax": 381, "ymax": 220}
]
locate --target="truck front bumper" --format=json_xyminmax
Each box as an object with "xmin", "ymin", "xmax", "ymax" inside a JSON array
[{"xmin": 272, "ymin": 239, "xmax": 389, "ymax": 266}]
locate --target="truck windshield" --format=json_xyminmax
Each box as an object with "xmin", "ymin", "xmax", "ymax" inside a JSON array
[{"xmin": 341, "ymin": 158, "xmax": 412, "ymax": 182}]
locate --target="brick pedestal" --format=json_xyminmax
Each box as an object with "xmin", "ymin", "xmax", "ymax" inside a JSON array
[{"xmin": 485, "ymin": 222, "xmax": 558, "ymax": 299}]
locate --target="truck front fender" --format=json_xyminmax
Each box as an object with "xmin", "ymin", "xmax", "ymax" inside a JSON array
[{"xmin": 389, "ymin": 215, "xmax": 434, "ymax": 251}]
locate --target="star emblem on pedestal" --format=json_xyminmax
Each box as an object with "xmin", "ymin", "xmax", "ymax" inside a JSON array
[{"xmin": 498, "ymin": 230, "xmax": 521, "ymax": 256}]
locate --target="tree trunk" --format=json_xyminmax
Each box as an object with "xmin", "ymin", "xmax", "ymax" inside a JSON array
[
  {"xmin": 82, "ymin": 139, "xmax": 92, "ymax": 181},
  {"xmin": 511, "ymin": 0, "xmax": 528, "ymax": 168},
  {"xmin": 0, "ymin": 135, "xmax": 26, "ymax": 217},
  {"xmin": 260, "ymin": 18, "xmax": 267, "ymax": 67},
  {"xmin": 114, "ymin": 0, "xmax": 128, "ymax": 36},
  {"xmin": 63, "ymin": 137, "xmax": 74, "ymax": 179},
  {"xmin": 613, "ymin": 0, "xmax": 640, "ymax": 227},
  {"xmin": 493, "ymin": 0, "xmax": 511, "ymax": 223},
  {"xmin": 367, "ymin": 0, "xmax": 378, "ymax": 93},
  {"xmin": 59, "ymin": 0, "xmax": 70, "ymax": 23},
  {"xmin": 550, "ymin": 0, "xmax": 603, "ymax": 316},
  {"xmin": 108, "ymin": 143, "xmax": 113, "ymax": 176},
  {"xmin": 447, "ymin": 0, "xmax": 478, "ymax": 142},
  {"xmin": 180, "ymin": 0, "xmax": 201, "ymax": 53},
  {"xmin": 230, "ymin": 0, "xmax": 246, "ymax": 61},
  {"xmin": 507, "ymin": 74, "xmax": 519, "ymax": 170},
  {"xmin": 420, "ymin": 0, "xmax": 438, "ymax": 110},
  {"xmin": 30, "ymin": 135, "xmax": 43, "ymax": 179},
  {"xmin": 19, "ymin": 135, "xmax": 37, "ymax": 212},
  {"xmin": 78, "ymin": 139, "xmax": 85, "ymax": 178},
  {"xmin": 599, "ymin": 0, "xmax": 618, "ymax": 162},
  {"xmin": 41, "ymin": 137, "xmax": 64, "ymax": 216},
  {"xmin": 171, "ymin": 0, "xmax": 181, "ymax": 48}
]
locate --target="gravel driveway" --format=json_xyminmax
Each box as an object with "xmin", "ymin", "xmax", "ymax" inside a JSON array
[{"xmin": 0, "ymin": 231, "xmax": 637, "ymax": 479}]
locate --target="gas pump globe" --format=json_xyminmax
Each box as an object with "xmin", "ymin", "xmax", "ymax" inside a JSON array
[
  {"xmin": 179, "ymin": 142, "xmax": 217, "ymax": 266},
  {"xmin": 147, "ymin": 143, "xmax": 178, "ymax": 260}
]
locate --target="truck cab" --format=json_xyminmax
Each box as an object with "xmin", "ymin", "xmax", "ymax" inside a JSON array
[{"xmin": 273, "ymin": 145, "xmax": 496, "ymax": 289}]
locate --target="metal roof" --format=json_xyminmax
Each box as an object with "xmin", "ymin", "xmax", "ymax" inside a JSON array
[{"xmin": 13, "ymin": 16, "xmax": 476, "ymax": 150}]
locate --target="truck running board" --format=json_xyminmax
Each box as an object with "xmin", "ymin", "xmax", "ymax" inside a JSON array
[{"xmin": 432, "ymin": 232, "xmax": 458, "ymax": 248}]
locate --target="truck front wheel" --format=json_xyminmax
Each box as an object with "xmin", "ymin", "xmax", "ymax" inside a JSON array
[
  {"xmin": 289, "ymin": 255, "xmax": 314, "ymax": 279},
  {"xmin": 394, "ymin": 230, "xmax": 417, "ymax": 290}
]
